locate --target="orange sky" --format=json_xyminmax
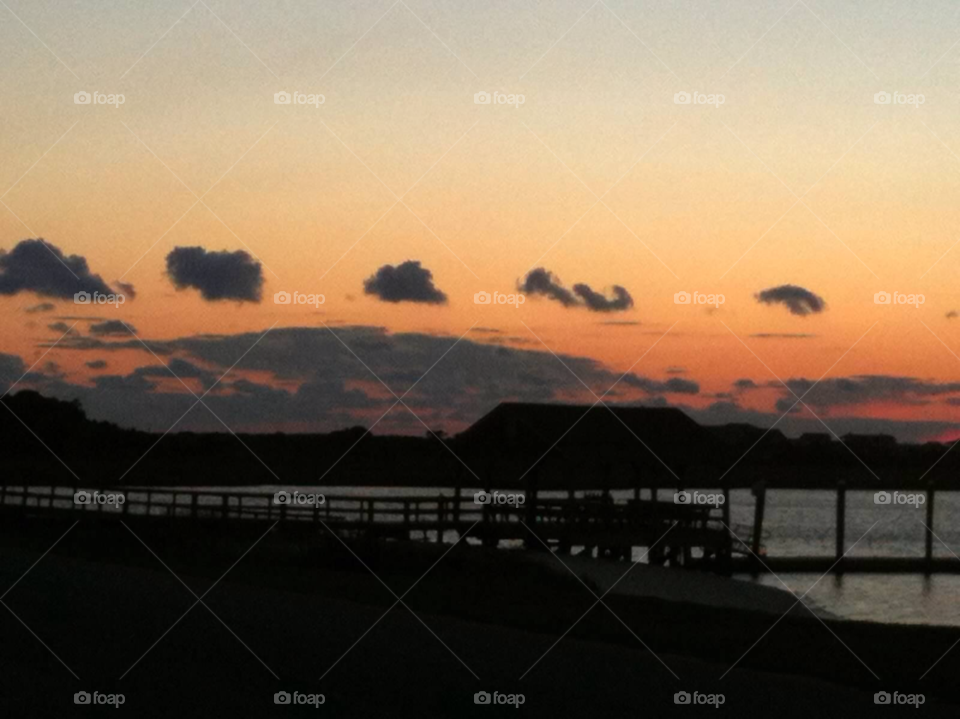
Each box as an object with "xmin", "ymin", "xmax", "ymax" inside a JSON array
[{"xmin": 4, "ymin": 0, "xmax": 960, "ymax": 434}]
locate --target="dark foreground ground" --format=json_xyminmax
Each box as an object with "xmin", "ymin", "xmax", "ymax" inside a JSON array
[{"xmin": 0, "ymin": 517, "xmax": 955, "ymax": 717}]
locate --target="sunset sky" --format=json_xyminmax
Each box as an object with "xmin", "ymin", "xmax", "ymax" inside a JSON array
[{"xmin": 4, "ymin": 0, "xmax": 960, "ymax": 440}]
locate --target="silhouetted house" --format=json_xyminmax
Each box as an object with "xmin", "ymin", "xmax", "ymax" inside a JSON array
[{"xmin": 453, "ymin": 402, "xmax": 718, "ymax": 490}]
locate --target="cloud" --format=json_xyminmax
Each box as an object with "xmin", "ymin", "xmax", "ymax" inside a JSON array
[
  {"xmin": 774, "ymin": 375, "xmax": 960, "ymax": 409},
  {"xmin": 89, "ymin": 320, "xmax": 137, "ymax": 336},
  {"xmin": 755, "ymin": 284, "xmax": 825, "ymax": 316},
  {"xmin": 665, "ymin": 366, "xmax": 686, "ymax": 375},
  {"xmin": 0, "ymin": 239, "xmax": 117, "ymax": 298},
  {"xmin": 573, "ymin": 283, "xmax": 634, "ymax": 312},
  {"xmin": 734, "ymin": 378, "xmax": 758, "ymax": 390},
  {"xmin": 682, "ymin": 401, "xmax": 957, "ymax": 444},
  {"xmin": 519, "ymin": 268, "xmax": 634, "ymax": 312},
  {"xmin": 116, "ymin": 281, "xmax": 137, "ymax": 299},
  {"xmin": 0, "ymin": 353, "xmax": 25, "ymax": 393},
  {"xmin": 25, "ymin": 302, "xmax": 55, "ymax": 313},
  {"xmin": 518, "ymin": 268, "xmax": 577, "ymax": 306},
  {"xmin": 22, "ymin": 325, "xmax": 701, "ymax": 433},
  {"xmin": 600, "ymin": 320, "xmax": 641, "ymax": 326},
  {"xmin": 363, "ymin": 261, "xmax": 447, "ymax": 304},
  {"xmin": 47, "ymin": 322, "xmax": 78, "ymax": 336},
  {"xmin": 948, "ymin": 311, "xmax": 958, "ymax": 320},
  {"xmin": 85, "ymin": 360, "xmax": 107, "ymax": 370},
  {"xmin": 165, "ymin": 246, "xmax": 263, "ymax": 302}
]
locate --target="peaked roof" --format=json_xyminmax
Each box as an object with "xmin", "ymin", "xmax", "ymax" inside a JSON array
[{"xmin": 455, "ymin": 402, "xmax": 715, "ymax": 471}]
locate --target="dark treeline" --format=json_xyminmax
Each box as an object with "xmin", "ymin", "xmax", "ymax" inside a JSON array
[{"xmin": 1, "ymin": 391, "xmax": 957, "ymax": 489}]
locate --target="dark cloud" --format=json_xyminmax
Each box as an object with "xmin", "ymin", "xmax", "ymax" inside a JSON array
[
  {"xmin": 89, "ymin": 320, "xmax": 137, "ymax": 336},
  {"xmin": 948, "ymin": 311, "xmax": 958, "ymax": 320},
  {"xmin": 165, "ymin": 246, "xmax": 263, "ymax": 302},
  {"xmin": 684, "ymin": 400, "xmax": 958, "ymax": 444},
  {"xmin": 26, "ymin": 302, "xmax": 55, "ymax": 313},
  {"xmin": 116, "ymin": 281, "xmax": 137, "ymax": 299},
  {"xmin": 21, "ymin": 326, "xmax": 701, "ymax": 433},
  {"xmin": 85, "ymin": 360, "xmax": 108, "ymax": 370},
  {"xmin": 755, "ymin": 284, "xmax": 825, "ymax": 316},
  {"xmin": 734, "ymin": 378, "xmax": 758, "ymax": 390},
  {"xmin": 363, "ymin": 261, "xmax": 447, "ymax": 304},
  {"xmin": 0, "ymin": 353, "xmax": 25, "ymax": 393},
  {"xmin": 665, "ymin": 366, "xmax": 686, "ymax": 375},
  {"xmin": 520, "ymin": 268, "xmax": 634, "ymax": 313},
  {"xmin": 572, "ymin": 283, "xmax": 634, "ymax": 312},
  {"xmin": 775, "ymin": 375, "xmax": 960, "ymax": 409},
  {"xmin": 47, "ymin": 322, "xmax": 78, "ymax": 336},
  {"xmin": 470, "ymin": 327, "xmax": 501, "ymax": 334},
  {"xmin": 518, "ymin": 268, "xmax": 577, "ymax": 306},
  {"xmin": 0, "ymin": 239, "xmax": 116, "ymax": 298}
]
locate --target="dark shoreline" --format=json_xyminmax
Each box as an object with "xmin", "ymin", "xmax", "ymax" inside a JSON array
[{"xmin": 3, "ymin": 517, "xmax": 959, "ymax": 715}]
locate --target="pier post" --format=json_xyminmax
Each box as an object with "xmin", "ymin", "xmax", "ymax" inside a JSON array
[
  {"xmin": 925, "ymin": 484, "xmax": 936, "ymax": 571},
  {"xmin": 836, "ymin": 482, "xmax": 846, "ymax": 572},
  {"xmin": 523, "ymin": 468, "xmax": 543, "ymax": 551},
  {"xmin": 751, "ymin": 481, "xmax": 766, "ymax": 569}
]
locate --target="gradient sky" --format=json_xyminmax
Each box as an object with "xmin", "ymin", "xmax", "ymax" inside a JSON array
[{"xmin": 4, "ymin": 0, "xmax": 960, "ymax": 439}]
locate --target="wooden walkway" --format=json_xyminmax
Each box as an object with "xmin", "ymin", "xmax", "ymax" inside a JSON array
[{"xmin": 0, "ymin": 485, "xmax": 736, "ymax": 570}]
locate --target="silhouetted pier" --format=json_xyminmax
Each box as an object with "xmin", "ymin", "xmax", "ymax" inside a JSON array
[{"xmin": 0, "ymin": 485, "xmax": 739, "ymax": 570}]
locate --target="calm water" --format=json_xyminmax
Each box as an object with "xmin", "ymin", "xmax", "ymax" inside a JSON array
[{"xmin": 53, "ymin": 484, "xmax": 960, "ymax": 627}]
